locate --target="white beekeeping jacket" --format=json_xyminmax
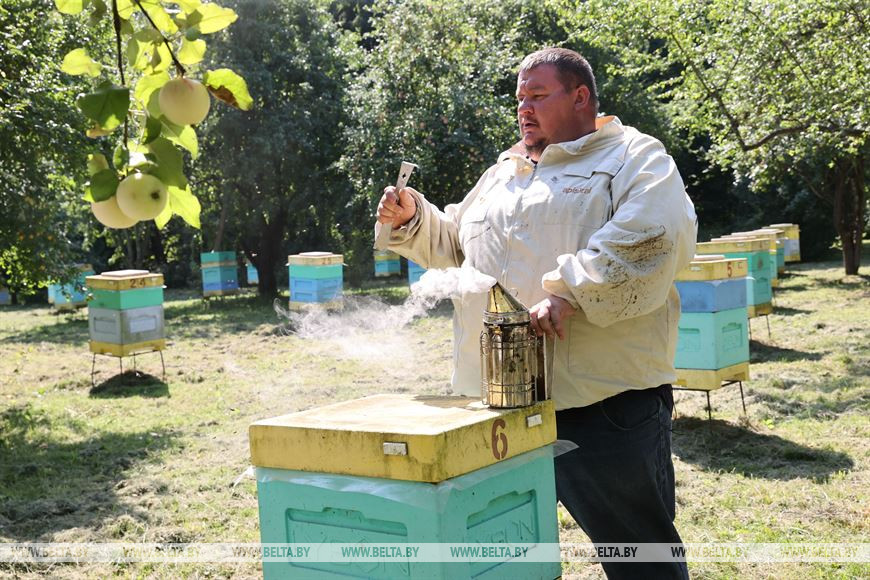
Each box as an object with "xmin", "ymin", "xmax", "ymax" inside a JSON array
[{"xmin": 379, "ymin": 116, "xmax": 698, "ymax": 410}]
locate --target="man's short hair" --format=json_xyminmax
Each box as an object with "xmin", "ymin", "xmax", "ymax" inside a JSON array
[{"xmin": 519, "ymin": 48, "xmax": 598, "ymax": 109}]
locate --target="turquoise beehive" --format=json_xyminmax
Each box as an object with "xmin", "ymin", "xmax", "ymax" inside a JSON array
[
  {"xmin": 245, "ymin": 261, "xmax": 258, "ymax": 285},
  {"xmin": 250, "ymin": 395, "xmax": 560, "ymax": 580},
  {"xmin": 201, "ymin": 251, "xmax": 239, "ymax": 297},
  {"xmin": 374, "ymin": 249, "xmax": 401, "ymax": 277},
  {"xmin": 408, "ymin": 260, "xmax": 426, "ymax": 286},
  {"xmin": 675, "ymin": 308, "xmax": 749, "ymax": 370},
  {"xmin": 50, "ymin": 264, "xmax": 94, "ymax": 310},
  {"xmin": 288, "ymin": 252, "xmax": 343, "ymax": 310}
]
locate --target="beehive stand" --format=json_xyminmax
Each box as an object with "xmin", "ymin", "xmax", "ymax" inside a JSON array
[
  {"xmin": 86, "ymin": 270, "xmax": 166, "ymax": 386},
  {"xmin": 673, "ymin": 366, "xmax": 749, "ymax": 421},
  {"xmin": 674, "ymin": 255, "xmax": 751, "ymax": 421}
]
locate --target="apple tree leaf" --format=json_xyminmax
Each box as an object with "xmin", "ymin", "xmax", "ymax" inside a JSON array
[
  {"xmin": 191, "ymin": 3, "xmax": 237, "ymax": 34},
  {"xmin": 203, "ymin": 69, "xmax": 252, "ymax": 110},
  {"xmin": 134, "ymin": 71, "xmax": 170, "ymax": 107},
  {"xmin": 87, "ymin": 169, "xmax": 119, "ymax": 202},
  {"xmin": 161, "ymin": 119, "xmax": 198, "ymax": 158},
  {"xmin": 143, "ymin": 115, "xmax": 163, "ymax": 144},
  {"xmin": 61, "ymin": 48, "xmax": 102, "ymax": 77},
  {"xmin": 154, "ymin": 197, "xmax": 173, "ymax": 229},
  {"xmin": 55, "ymin": 0, "xmax": 88, "ymax": 15},
  {"xmin": 168, "ymin": 184, "xmax": 201, "ymax": 228},
  {"xmin": 77, "ymin": 82, "xmax": 130, "ymax": 131},
  {"xmin": 148, "ymin": 138, "xmax": 187, "ymax": 188},
  {"xmin": 178, "ymin": 37, "xmax": 206, "ymax": 65},
  {"xmin": 175, "ymin": 0, "xmax": 202, "ymax": 15},
  {"xmin": 116, "ymin": 0, "xmax": 134, "ymax": 19}
]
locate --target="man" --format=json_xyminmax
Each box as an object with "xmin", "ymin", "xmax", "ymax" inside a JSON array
[{"xmin": 376, "ymin": 47, "xmax": 696, "ymax": 579}]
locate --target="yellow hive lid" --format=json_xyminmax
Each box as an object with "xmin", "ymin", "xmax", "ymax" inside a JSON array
[
  {"xmin": 287, "ymin": 251, "xmax": 343, "ymax": 266},
  {"xmin": 249, "ymin": 394, "xmax": 556, "ymax": 483},
  {"xmin": 373, "ymin": 249, "xmax": 401, "ymax": 260},
  {"xmin": 729, "ymin": 231, "xmax": 779, "ymax": 250},
  {"xmin": 676, "ymin": 256, "xmax": 748, "ymax": 281},
  {"xmin": 697, "ymin": 238, "xmax": 770, "ymax": 253},
  {"xmin": 86, "ymin": 270, "xmax": 163, "ymax": 290},
  {"xmin": 769, "ymin": 223, "xmax": 800, "ymax": 238}
]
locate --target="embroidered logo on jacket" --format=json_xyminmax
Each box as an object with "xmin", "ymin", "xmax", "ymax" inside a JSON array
[{"xmin": 562, "ymin": 186, "xmax": 592, "ymax": 194}]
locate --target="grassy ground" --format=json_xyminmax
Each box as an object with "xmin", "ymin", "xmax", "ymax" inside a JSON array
[{"xmin": 0, "ymin": 252, "xmax": 867, "ymax": 579}]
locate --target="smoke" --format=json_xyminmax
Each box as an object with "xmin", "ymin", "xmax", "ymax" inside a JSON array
[{"xmin": 276, "ymin": 267, "xmax": 495, "ymax": 360}]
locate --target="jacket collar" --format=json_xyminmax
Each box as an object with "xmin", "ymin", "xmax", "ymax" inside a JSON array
[{"xmin": 499, "ymin": 115, "xmax": 624, "ymax": 173}]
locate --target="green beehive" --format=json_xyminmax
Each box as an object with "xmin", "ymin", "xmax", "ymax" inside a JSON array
[
  {"xmin": 86, "ymin": 270, "xmax": 165, "ymax": 356},
  {"xmin": 250, "ymin": 395, "xmax": 560, "ymax": 580},
  {"xmin": 675, "ymin": 308, "xmax": 750, "ymax": 370}
]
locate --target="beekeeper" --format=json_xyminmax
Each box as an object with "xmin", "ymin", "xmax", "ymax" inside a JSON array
[{"xmin": 376, "ymin": 47, "xmax": 696, "ymax": 580}]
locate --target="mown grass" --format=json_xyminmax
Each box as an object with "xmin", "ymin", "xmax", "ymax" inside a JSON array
[{"xmin": 0, "ymin": 251, "xmax": 867, "ymax": 579}]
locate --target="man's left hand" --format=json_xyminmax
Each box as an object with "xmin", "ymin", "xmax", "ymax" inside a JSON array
[{"xmin": 529, "ymin": 295, "xmax": 577, "ymax": 340}]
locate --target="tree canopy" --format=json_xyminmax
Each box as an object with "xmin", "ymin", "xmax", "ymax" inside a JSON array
[
  {"xmin": 193, "ymin": 0, "xmax": 349, "ymax": 295},
  {"xmin": 0, "ymin": 0, "xmax": 98, "ymax": 293},
  {"xmin": 569, "ymin": 0, "xmax": 869, "ymax": 273}
]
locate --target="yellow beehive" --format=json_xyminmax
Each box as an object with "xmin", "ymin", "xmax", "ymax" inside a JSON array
[
  {"xmin": 769, "ymin": 223, "xmax": 801, "ymax": 261},
  {"xmin": 676, "ymin": 255, "xmax": 748, "ymax": 281},
  {"xmin": 86, "ymin": 270, "xmax": 164, "ymax": 291},
  {"xmin": 748, "ymin": 302, "xmax": 773, "ymax": 317},
  {"xmin": 374, "ymin": 249, "xmax": 401, "ymax": 262},
  {"xmin": 89, "ymin": 339, "xmax": 166, "ymax": 357},
  {"xmin": 249, "ymin": 394, "xmax": 556, "ymax": 483},
  {"xmin": 675, "ymin": 361, "xmax": 750, "ymax": 391},
  {"xmin": 732, "ymin": 229, "xmax": 783, "ymax": 256},
  {"xmin": 769, "ymin": 223, "xmax": 800, "ymax": 240},
  {"xmin": 697, "ymin": 238, "xmax": 769, "ymax": 254},
  {"xmin": 286, "ymin": 251, "xmax": 343, "ymax": 266}
]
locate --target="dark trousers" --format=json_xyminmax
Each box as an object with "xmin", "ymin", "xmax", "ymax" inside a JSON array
[{"xmin": 555, "ymin": 385, "xmax": 689, "ymax": 580}]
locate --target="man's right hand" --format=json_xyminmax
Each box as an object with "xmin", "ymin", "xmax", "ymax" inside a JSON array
[{"xmin": 377, "ymin": 186, "xmax": 418, "ymax": 229}]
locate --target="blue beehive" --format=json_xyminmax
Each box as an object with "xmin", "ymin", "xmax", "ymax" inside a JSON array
[
  {"xmin": 374, "ymin": 250, "xmax": 401, "ymax": 277},
  {"xmin": 676, "ymin": 278, "xmax": 747, "ymax": 313},
  {"xmin": 696, "ymin": 239, "xmax": 772, "ymax": 314},
  {"xmin": 0, "ymin": 287, "xmax": 10, "ymax": 306},
  {"xmin": 245, "ymin": 261, "xmax": 259, "ymax": 285},
  {"xmin": 201, "ymin": 251, "xmax": 239, "ymax": 297},
  {"xmin": 51, "ymin": 264, "xmax": 95, "ymax": 310},
  {"xmin": 675, "ymin": 307, "xmax": 749, "ymax": 370},
  {"xmin": 250, "ymin": 395, "xmax": 560, "ymax": 580},
  {"xmin": 674, "ymin": 255, "xmax": 750, "ymax": 384},
  {"xmin": 408, "ymin": 260, "xmax": 426, "ymax": 286},
  {"xmin": 288, "ymin": 252, "xmax": 343, "ymax": 310}
]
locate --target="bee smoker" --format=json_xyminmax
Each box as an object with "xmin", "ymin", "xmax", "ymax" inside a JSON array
[{"xmin": 480, "ymin": 282, "xmax": 550, "ymax": 408}]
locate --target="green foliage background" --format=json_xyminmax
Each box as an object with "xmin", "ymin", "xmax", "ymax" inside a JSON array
[{"xmin": 2, "ymin": 0, "xmax": 866, "ymax": 298}]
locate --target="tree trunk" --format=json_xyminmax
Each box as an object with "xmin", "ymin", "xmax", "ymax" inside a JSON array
[
  {"xmin": 832, "ymin": 154, "xmax": 865, "ymax": 276},
  {"xmin": 254, "ymin": 205, "xmax": 289, "ymax": 299},
  {"xmin": 213, "ymin": 190, "xmax": 228, "ymax": 252}
]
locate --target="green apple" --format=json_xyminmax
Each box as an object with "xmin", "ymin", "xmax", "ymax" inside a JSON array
[
  {"xmin": 116, "ymin": 173, "xmax": 168, "ymax": 221},
  {"xmin": 92, "ymin": 196, "xmax": 138, "ymax": 229},
  {"xmin": 158, "ymin": 77, "xmax": 211, "ymax": 126}
]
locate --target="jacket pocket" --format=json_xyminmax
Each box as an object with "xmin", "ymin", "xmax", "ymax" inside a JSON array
[
  {"xmin": 567, "ymin": 311, "xmax": 656, "ymax": 381},
  {"xmin": 459, "ymin": 202, "xmax": 491, "ymax": 246},
  {"xmin": 543, "ymin": 160, "xmax": 621, "ymax": 227}
]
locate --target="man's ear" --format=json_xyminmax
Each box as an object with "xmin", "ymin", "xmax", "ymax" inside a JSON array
[{"xmin": 574, "ymin": 85, "xmax": 591, "ymax": 109}]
